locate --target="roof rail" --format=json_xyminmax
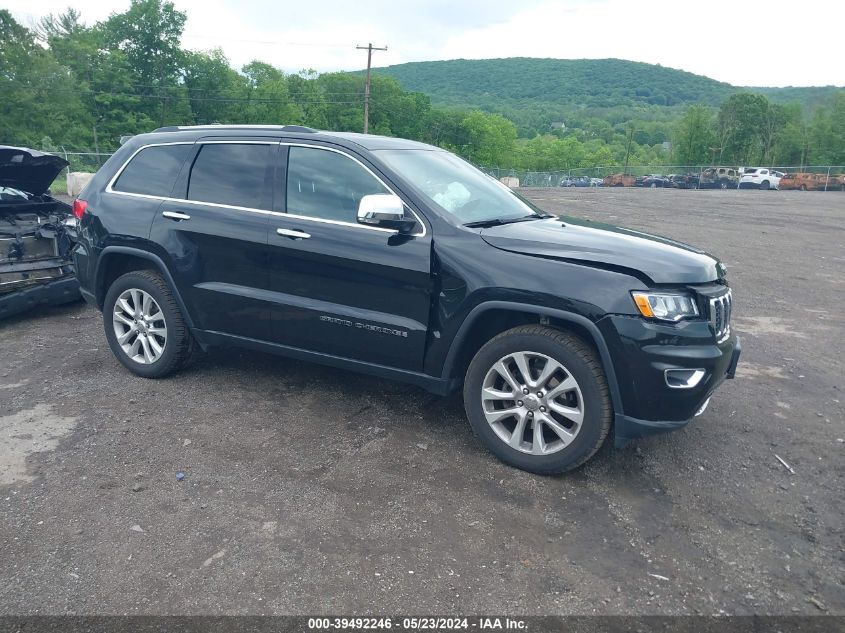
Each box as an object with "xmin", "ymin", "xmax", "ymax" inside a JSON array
[{"xmin": 152, "ymin": 124, "xmax": 318, "ymax": 133}]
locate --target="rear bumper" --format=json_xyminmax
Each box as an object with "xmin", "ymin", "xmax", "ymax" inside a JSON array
[{"xmin": 0, "ymin": 276, "xmax": 81, "ymax": 320}]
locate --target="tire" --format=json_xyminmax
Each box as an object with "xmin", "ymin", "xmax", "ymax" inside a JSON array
[
  {"xmin": 463, "ymin": 325, "xmax": 612, "ymax": 475},
  {"xmin": 103, "ymin": 270, "xmax": 195, "ymax": 378},
  {"xmin": 800, "ymin": 185, "xmax": 807, "ymax": 191},
  {"xmin": 760, "ymin": 180, "xmax": 770, "ymax": 190},
  {"xmin": 720, "ymin": 181, "xmax": 728, "ymax": 190}
]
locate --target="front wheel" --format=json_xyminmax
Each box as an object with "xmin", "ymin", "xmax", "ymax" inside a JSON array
[
  {"xmin": 760, "ymin": 180, "xmax": 770, "ymax": 190},
  {"xmin": 463, "ymin": 326, "xmax": 612, "ymax": 474},
  {"xmin": 103, "ymin": 270, "xmax": 195, "ymax": 378}
]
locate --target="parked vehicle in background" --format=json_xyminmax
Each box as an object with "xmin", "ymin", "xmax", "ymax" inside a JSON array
[
  {"xmin": 779, "ymin": 172, "xmax": 844, "ymax": 191},
  {"xmin": 642, "ymin": 175, "xmax": 671, "ymax": 188},
  {"xmin": 670, "ymin": 173, "xmax": 700, "ymax": 189},
  {"xmin": 603, "ymin": 173, "xmax": 636, "ymax": 187},
  {"xmin": 699, "ymin": 167, "xmax": 740, "ymax": 189},
  {"xmin": 1, "ymin": 146, "xmax": 80, "ymax": 319},
  {"xmin": 589, "ymin": 178, "xmax": 604, "ymax": 187},
  {"xmin": 560, "ymin": 177, "xmax": 594, "ymax": 187},
  {"xmin": 72, "ymin": 124, "xmax": 740, "ymax": 474},
  {"xmin": 739, "ymin": 168, "xmax": 781, "ymax": 190}
]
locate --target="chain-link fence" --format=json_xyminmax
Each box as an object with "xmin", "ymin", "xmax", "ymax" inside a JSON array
[
  {"xmin": 482, "ymin": 165, "xmax": 845, "ymax": 190},
  {"xmin": 59, "ymin": 150, "xmax": 114, "ymax": 173},
  {"xmin": 54, "ymin": 150, "xmax": 845, "ymax": 192}
]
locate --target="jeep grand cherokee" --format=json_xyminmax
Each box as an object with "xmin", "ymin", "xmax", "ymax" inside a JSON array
[{"xmin": 73, "ymin": 125, "xmax": 741, "ymax": 474}]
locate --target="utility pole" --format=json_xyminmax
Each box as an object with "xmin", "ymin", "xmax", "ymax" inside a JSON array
[
  {"xmin": 356, "ymin": 43, "xmax": 387, "ymax": 134},
  {"xmin": 623, "ymin": 126, "xmax": 636, "ymax": 174}
]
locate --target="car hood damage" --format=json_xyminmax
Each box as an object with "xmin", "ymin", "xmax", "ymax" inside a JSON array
[
  {"xmin": 1, "ymin": 146, "xmax": 80, "ymax": 319},
  {"xmin": 480, "ymin": 217, "xmax": 725, "ymax": 284},
  {"xmin": 0, "ymin": 146, "xmax": 69, "ymax": 196}
]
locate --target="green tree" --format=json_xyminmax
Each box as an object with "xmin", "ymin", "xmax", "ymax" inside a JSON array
[
  {"xmin": 718, "ymin": 93, "xmax": 769, "ymax": 164},
  {"xmin": 672, "ymin": 105, "xmax": 715, "ymax": 165},
  {"xmin": 460, "ymin": 111, "xmax": 517, "ymax": 166},
  {"xmin": 241, "ymin": 61, "xmax": 302, "ymax": 125},
  {"xmin": 183, "ymin": 49, "xmax": 248, "ymax": 125},
  {"xmin": 0, "ymin": 10, "xmax": 88, "ymax": 147}
]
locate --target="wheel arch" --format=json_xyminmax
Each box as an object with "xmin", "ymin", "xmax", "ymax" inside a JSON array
[
  {"xmin": 95, "ymin": 246, "xmax": 195, "ymax": 329},
  {"xmin": 440, "ymin": 301, "xmax": 623, "ymax": 416}
]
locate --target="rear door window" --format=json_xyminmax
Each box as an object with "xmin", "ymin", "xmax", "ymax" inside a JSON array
[
  {"xmin": 112, "ymin": 144, "xmax": 192, "ymax": 197},
  {"xmin": 187, "ymin": 143, "xmax": 273, "ymax": 210}
]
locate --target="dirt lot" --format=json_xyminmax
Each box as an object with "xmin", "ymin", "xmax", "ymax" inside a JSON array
[{"xmin": 1, "ymin": 188, "xmax": 843, "ymax": 615}]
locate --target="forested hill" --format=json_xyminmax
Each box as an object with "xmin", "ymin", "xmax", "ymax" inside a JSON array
[{"xmin": 373, "ymin": 57, "xmax": 841, "ymax": 113}]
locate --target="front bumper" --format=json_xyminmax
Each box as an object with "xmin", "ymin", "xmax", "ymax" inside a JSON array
[
  {"xmin": 0, "ymin": 276, "xmax": 81, "ymax": 320},
  {"xmin": 597, "ymin": 314, "xmax": 742, "ymax": 446}
]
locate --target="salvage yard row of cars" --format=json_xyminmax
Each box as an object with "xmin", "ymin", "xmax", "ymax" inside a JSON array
[
  {"xmin": 592, "ymin": 168, "xmax": 845, "ymax": 190},
  {"xmin": 0, "ymin": 146, "xmax": 81, "ymax": 319}
]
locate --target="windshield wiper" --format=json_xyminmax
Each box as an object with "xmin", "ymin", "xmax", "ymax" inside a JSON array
[{"xmin": 463, "ymin": 213, "xmax": 551, "ymax": 228}]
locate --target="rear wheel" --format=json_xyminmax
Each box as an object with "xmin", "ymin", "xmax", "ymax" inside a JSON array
[
  {"xmin": 760, "ymin": 180, "xmax": 770, "ymax": 190},
  {"xmin": 103, "ymin": 270, "xmax": 195, "ymax": 378},
  {"xmin": 463, "ymin": 326, "xmax": 612, "ymax": 474},
  {"xmin": 720, "ymin": 180, "xmax": 729, "ymax": 189}
]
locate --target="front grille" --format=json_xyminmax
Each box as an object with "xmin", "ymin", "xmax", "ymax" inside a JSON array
[{"xmin": 709, "ymin": 290, "xmax": 732, "ymax": 342}]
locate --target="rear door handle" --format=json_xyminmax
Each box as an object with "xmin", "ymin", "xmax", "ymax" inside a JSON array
[
  {"xmin": 276, "ymin": 228, "xmax": 311, "ymax": 239},
  {"xmin": 162, "ymin": 211, "xmax": 191, "ymax": 221}
]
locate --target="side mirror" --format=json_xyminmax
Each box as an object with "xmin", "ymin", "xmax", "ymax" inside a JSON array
[{"xmin": 357, "ymin": 194, "xmax": 416, "ymax": 233}]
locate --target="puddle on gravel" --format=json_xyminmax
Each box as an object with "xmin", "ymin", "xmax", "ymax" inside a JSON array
[{"xmin": 0, "ymin": 404, "xmax": 78, "ymax": 485}]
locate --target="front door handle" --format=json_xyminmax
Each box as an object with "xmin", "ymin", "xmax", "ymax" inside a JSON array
[
  {"xmin": 276, "ymin": 228, "xmax": 311, "ymax": 239},
  {"xmin": 162, "ymin": 211, "xmax": 191, "ymax": 221}
]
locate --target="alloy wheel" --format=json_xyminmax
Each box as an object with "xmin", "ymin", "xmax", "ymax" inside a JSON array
[
  {"xmin": 112, "ymin": 288, "xmax": 168, "ymax": 364},
  {"xmin": 481, "ymin": 351, "xmax": 584, "ymax": 455}
]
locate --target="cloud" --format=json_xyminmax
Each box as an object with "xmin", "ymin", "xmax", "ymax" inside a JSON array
[{"xmin": 7, "ymin": 0, "xmax": 845, "ymax": 85}]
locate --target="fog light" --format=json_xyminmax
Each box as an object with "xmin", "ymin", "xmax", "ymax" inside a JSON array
[{"xmin": 665, "ymin": 368, "xmax": 705, "ymax": 389}]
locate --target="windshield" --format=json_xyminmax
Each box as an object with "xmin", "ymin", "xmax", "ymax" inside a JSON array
[{"xmin": 374, "ymin": 149, "xmax": 539, "ymax": 224}]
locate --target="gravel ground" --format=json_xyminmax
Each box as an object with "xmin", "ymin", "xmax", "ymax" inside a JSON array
[{"xmin": 0, "ymin": 188, "xmax": 843, "ymax": 615}]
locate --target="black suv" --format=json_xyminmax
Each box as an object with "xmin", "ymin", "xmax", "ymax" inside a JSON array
[{"xmin": 74, "ymin": 125, "xmax": 741, "ymax": 474}]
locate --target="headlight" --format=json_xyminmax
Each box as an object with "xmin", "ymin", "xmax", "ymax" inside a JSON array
[{"xmin": 631, "ymin": 291, "xmax": 698, "ymax": 322}]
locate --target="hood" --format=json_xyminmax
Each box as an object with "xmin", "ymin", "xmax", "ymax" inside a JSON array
[
  {"xmin": 480, "ymin": 217, "xmax": 725, "ymax": 284},
  {"xmin": 0, "ymin": 146, "xmax": 68, "ymax": 197}
]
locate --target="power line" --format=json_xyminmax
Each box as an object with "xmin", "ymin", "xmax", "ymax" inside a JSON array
[
  {"xmin": 4, "ymin": 80, "xmax": 363, "ymax": 98},
  {"xmin": 182, "ymin": 34, "xmax": 356, "ymax": 48},
  {"xmin": 4, "ymin": 84, "xmax": 361, "ymax": 105}
]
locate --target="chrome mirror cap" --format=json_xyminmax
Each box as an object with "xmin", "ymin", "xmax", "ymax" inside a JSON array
[{"xmin": 357, "ymin": 194, "xmax": 415, "ymax": 233}]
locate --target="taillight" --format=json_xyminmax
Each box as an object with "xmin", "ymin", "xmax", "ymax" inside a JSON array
[{"xmin": 73, "ymin": 199, "xmax": 88, "ymax": 220}]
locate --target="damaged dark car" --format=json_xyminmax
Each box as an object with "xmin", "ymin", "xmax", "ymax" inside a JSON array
[{"xmin": 1, "ymin": 146, "xmax": 80, "ymax": 319}]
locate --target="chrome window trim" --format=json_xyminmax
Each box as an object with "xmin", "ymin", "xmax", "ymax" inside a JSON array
[
  {"xmin": 105, "ymin": 141, "xmax": 194, "ymax": 196},
  {"xmin": 104, "ymin": 141, "xmax": 428, "ymax": 237},
  {"xmin": 282, "ymin": 142, "xmax": 427, "ymax": 237}
]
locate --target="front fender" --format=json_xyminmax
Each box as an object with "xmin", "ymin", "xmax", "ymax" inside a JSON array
[{"xmin": 438, "ymin": 301, "xmax": 624, "ymax": 418}]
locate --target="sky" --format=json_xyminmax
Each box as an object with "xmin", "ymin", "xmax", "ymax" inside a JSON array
[{"xmin": 7, "ymin": 0, "xmax": 845, "ymax": 87}]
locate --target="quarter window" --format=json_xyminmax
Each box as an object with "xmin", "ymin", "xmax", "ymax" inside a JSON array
[
  {"xmin": 286, "ymin": 146, "xmax": 389, "ymax": 223},
  {"xmin": 188, "ymin": 143, "xmax": 272, "ymax": 209},
  {"xmin": 112, "ymin": 144, "xmax": 191, "ymax": 197}
]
